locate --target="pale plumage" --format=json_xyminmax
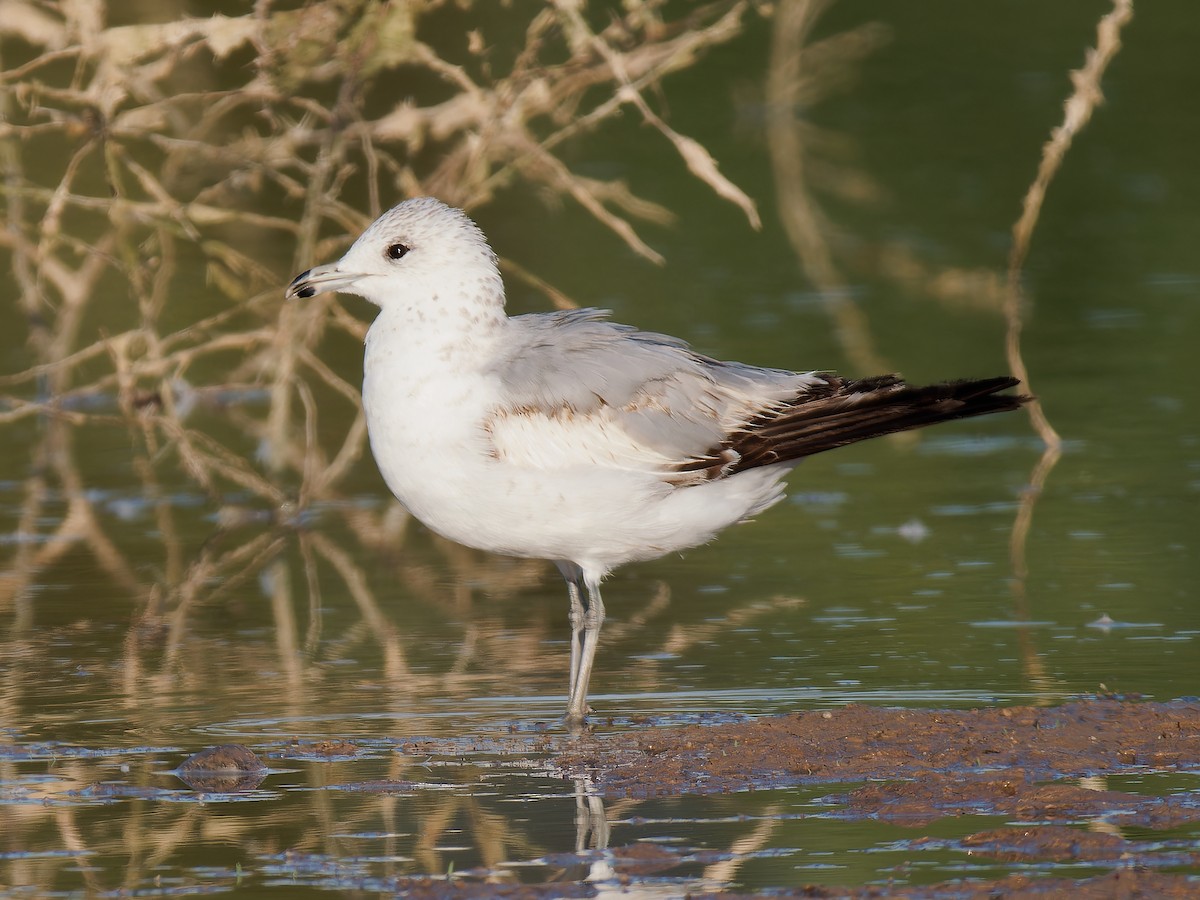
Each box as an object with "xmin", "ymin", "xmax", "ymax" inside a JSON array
[
  {"xmin": 484, "ymin": 308, "xmax": 818, "ymax": 480},
  {"xmin": 286, "ymin": 197, "xmax": 1027, "ymax": 725}
]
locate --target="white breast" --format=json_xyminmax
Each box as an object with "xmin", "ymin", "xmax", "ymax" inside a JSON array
[{"xmin": 359, "ymin": 310, "xmax": 791, "ymax": 570}]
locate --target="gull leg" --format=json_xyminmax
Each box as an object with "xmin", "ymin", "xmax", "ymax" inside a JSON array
[
  {"xmin": 555, "ymin": 561, "xmax": 588, "ymax": 712},
  {"xmin": 566, "ymin": 579, "xmax": 585, "ymax": 702},
  {"xmin": 566, "ymin": 576, "xmax": 605, "ymax": 726}
]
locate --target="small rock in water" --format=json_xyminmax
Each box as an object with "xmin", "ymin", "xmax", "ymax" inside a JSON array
[{"xmin": 176, "ymin": 743, "xmax": 267, "ymax": 792}]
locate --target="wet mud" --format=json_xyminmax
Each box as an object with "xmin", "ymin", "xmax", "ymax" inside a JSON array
[
  {"xmin": 697, "ymin": 869, "xmax": 1200, "ymax": 898},
  {"xmin": 548, "ymin": 699, "xmax": 1200, "ymax": 897},
  {"xmin": 6, "ymin": 700, "xmax": 1199, "ymax": 896},
  {"xmin": 555, "ymin": 700, "xmax": 1200, "ymax": 799}
]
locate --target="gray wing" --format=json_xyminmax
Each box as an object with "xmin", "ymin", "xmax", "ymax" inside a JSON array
[{"xmin": 484, "ymin": 308, "xmax": 820, "ymax": 475}]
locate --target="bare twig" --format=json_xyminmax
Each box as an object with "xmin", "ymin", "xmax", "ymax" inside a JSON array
[{"xmin": 1004, "ymin": 0, "xmax": 1132, "ymax": 694}]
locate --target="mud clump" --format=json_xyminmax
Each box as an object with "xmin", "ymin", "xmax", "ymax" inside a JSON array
[
  {"xmin": 551, "ymin": 700, "xmax": 1200, "ymax": 897},
  {"xmin": 693, "ymin": 869, "xmax": 1200, "ymax": 898},
  {"xmin": 176, "ymin": 743, "xmax": 268, "ymax": 792},
  {"xmin": 558, "ymin": 699, "xmax": 1200, "ymax": 798}
]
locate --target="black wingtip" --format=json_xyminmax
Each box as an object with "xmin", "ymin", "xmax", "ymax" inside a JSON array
[{"xmin": 724, "ymin": 374, "xmax": 1032, "ymax": 474}]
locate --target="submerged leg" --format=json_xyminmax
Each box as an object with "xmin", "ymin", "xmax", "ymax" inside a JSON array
[
  {"xmin": 555, "ymin": 561, "xmax": 588, "ymax": 711},
  {"xmin": 566, "ymin": 575, "xmax": 606, "ymax": 726},
  {"xmin": 566, "ymin": 579, "xmax": 585, "ymax": 702}
]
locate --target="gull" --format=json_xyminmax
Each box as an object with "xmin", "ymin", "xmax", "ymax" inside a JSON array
[{"xmin": 286, "ymin": 197, "xmax": 1028, "ymax": 725}]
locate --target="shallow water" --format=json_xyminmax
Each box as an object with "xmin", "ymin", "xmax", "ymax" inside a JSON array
[{"xmin": 3, "ymin": 0, "xmax": 1200, "ymax": 895}]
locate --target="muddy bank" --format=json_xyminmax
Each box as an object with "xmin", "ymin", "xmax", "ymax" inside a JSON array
[
  {"xmin": 156, "ymin": 700, "xmax": 1200, "ymax": 899},
  {"xmin": 555, "ymin": 699, "xmax": 1200, "ymax": 801},
  {"xmin": 696, "ymin": 868, "xmax": 1199, "ymax": 898},
  {"xmin": 550, "ymin": 700, "xmax": 1200, "ymax": 897}
]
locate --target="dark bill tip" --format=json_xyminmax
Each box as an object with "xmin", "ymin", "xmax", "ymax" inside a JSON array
[
  {"xmin": 285, "ymin": 268, "xmax": 314, "ymax": 300},
  {"xmin": 284, "ymin": 263, "xmax": 360, "ymax": 301}
]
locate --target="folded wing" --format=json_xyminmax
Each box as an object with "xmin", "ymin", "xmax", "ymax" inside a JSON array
[
  {"xmin": 484, "ymin": 309, "xmax": 1029, "ymax": 484},
  {"xmin": 484, "ymin": 309, "xmax": 815, "ymax": 477}
]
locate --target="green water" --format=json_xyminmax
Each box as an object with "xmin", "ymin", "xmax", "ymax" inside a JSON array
[{"xmin": 2, "ymin": 1, "xmax": 1198, "ymax": 895}]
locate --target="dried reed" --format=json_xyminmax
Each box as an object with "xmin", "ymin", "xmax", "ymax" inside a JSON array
[{"xmin": 0, "ymin": 0, "xmax": 760, "ymax": 625}]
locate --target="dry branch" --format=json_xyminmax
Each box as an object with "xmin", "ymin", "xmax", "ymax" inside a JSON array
[{"xmin": 0, "ymin": 0, "xmax": 757, "ymax": 620}]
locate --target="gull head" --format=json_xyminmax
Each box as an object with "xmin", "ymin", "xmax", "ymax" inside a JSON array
[{"xmin": 285, "ymin": 197, "xmax": 502, "ymax": 311}]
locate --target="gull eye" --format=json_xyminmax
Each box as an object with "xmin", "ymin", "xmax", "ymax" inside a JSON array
[{"xmin": 386, "ymin": 243, "xmax": 410, "ymax": 260}]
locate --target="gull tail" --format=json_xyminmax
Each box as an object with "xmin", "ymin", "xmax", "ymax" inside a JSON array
[{"xmin": 722, "ymin": 374, "xmax": 1030, "ymax": 475}]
